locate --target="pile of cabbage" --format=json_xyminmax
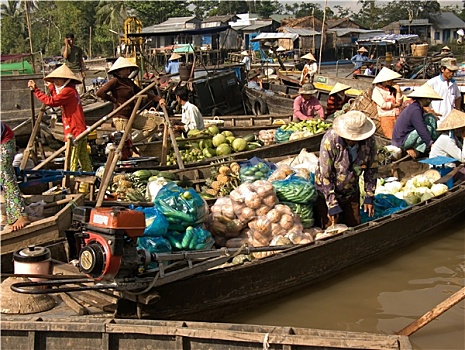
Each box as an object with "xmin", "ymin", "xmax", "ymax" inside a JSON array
[{"xmin": 375, "ymin": 173, "xmax": 449, "ymax": 205}]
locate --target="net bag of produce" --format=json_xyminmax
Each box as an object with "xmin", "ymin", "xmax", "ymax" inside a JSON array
[
  {"xmin": 280, "ymin": 201, "xmax": 315, "ymax": 228},
  {"xmin": 134, "ymin": 206, "xmax": 169, "ymax": 237},
  {"xmin": 208, "ymin": 197, "xmax": 245, "ymax": 247},
  {"xmin": 272, "ymin": 174, "xmax": 317, "ymax": 204},
  {"xmin": 238, "ymin": 156, "xmax": 276, "ymax": 183},
  {"xmin": 155, "ymin": 182, "xmax": 208, "ymax": 230}
]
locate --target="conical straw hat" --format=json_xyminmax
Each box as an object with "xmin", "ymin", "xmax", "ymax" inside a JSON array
[
  {"xmin": 45, "ymin": 64, "xmax": 82, "ymax": 84},
  {"xmin": 276, "ymin": 46, "xmax": 286, "ymax": 52},
  {"xmin": 0, "ymin": 277, "xmax": 56, "ymax": 314},
  {"xmin": 240, "ymin": 50, "xmax": 249, "ymax": 56},
  {"xmin": 407, "ymin": 83, "xmax": 443, "ymax": 100},
  {"xmin": 169, "ymin": 53, "xmax": 182, "ymax": 61},
  {"xmin": 329, "ymin": 82, "xmax": 351, "ymax": 95},
  {"xmin": 441, "ymin": 46, "xmax": 451, "ymax": 51},
  {"xmin": 108, "ymin": 57, "xmax": 138, "ymax": 74},
  {"xmin": 357, "ymin": 47, "xmax": 368, "ymax": 53},
  {"xmin": 372, "ymin": 67, "xmax": 402, "ymax": 84},
  {"xmin": 301, "ymin": 53, "xmax": 316, "ymax": 61},
  {"xmin": 437, "ymin": 109, "xmax": 465, "ymax": 131}
]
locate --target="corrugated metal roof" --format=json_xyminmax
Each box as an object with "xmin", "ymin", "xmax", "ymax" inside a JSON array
[
  {"xmin": 431, "ymin": 12, "xmax": 465, "ymax": 29},
  {"xmin": 357, "ymin": 34, "xmax": 420, "ymax": 45},
  {"xmin": 399, "ymin": 19, "xmax": 430, "ymax": 26},
  {"xmin": 161, "ymin": 16, "xmax": 199, "ymax": 25},
  {"xmin": 202, "ymin": 15, "xmax": 237, "ymax": 24},
  {"xmin": 327, "ymin": 28, "xmax": 382, "ymax": 37},
  {"xmin": 241, "ymin": 20, "xmax": 273, "ymax": 31},
  {"xmin": 251, "ymin": 32, "xmax": 299, "ymax": 41},
  {"xmin": 282, "ymin": 27, "xmax": 320, "ymax": 36}
]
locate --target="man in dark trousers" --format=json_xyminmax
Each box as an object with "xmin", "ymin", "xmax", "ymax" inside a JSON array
[{"xmin": 62, "ymin": 33, "xmax": 86, "ymax": 94}]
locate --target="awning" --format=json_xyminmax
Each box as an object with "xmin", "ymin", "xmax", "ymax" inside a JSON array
[
  {"xmin": 0, "ymin": 53, "xmax": 32, "ymax": 62},
  {"xmin": 251, "ymin": 32, "xmax": 299, "ymax": 42},
  {"xmin": 128, "ymin": 25, "xmax": 231, "ymax": 37},
  {"xmin": 357, "ymin": 34, "xmax": 420, "ymax": 46}
]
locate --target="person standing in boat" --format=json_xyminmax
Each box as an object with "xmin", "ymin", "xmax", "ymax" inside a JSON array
[
  {"xmin": 173, "ymin": 86, "xmax": 204, "ymax": 134},
  {"xmin": 165, "ymin": 53, "xmax": 181, "ymax": 75},
  {"xmin": 325, "ymin": 83, "xmax": 351, "ymax": 119},
  {"xmin": 241, "ymin": 50, "xmax": 251, "ymax": 71},
  {"xmin": 371, "ymin": 67, "xmax": 404, "ymax": 139},
  {"xmin": 430, "ymin": 109, "xmax": 465, "ymax": 164},
  {"xmin": 96, "ymin": 57, "xmax": 165, "ymax": 143},
  {"xmin": 427, "ymin": 58, "xmax": 462, "ymax": 123},
  {"xmin": 62, "ymin": 33, "xmax": 86, "ymax": 95},
  {"xmin": 293, "ymin": 83, "xmax": 324, "ymax": 121},
  {"xmin": 350, "ymin": 47, "xmax": 369, "ymax": 78},
  {"xmin": 314, "ymin": 111, "xmax": 377, "ymax": 228},
  {"xmin": 391, "ymin": 83, "xmax": 442, "ymax": 159},
  {"xmin": 299, "ymin": 53, "xmax": 318, "ymax": 85},
  {"xmin": 28, "ymin": 65, "xmax": 92, "ymax": 183},
  {"xmin": 0, "ymin": 122, "xmax": 30, "ymax": 231}
]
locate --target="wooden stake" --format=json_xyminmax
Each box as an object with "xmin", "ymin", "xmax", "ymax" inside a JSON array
[
  {"xmin": 397, "ymin": 287, "xmax": 465, "ymax": 336},
  {"xmin": 160, "ymin": 123, "xmax": 169, "ymax": 166},
  {"xmin": 61, "ymin": 135, "xmax": 73, "ymax": 189}
]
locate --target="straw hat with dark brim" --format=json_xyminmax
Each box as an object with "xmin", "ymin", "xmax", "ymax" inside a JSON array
[
  {"xmin": 372, "ymin": 67, "xmax": 402, "ymax": 84},
  {"xmin": 437, "ymin": 109, "xmax": 465, "ymax": 131},
  {"xmin": 357, "ymin": 47, "xmax": 369, "ymax": 53},
  {"xmin": 301, "ymin": 53, "xmax": 316, "ymax": 61},
  {"xmin": 332, "ymin": 110, "xmax": 376, "ymax": 141},
  {"xmin": 240, "ymin": 50, "xmax": 249, "ymax": 56},
  {"xmin": 0, "ymin": 277, "xmax": 56, "ymax": 314},
  {"xmin": 108, "ymin": 57, "xmax": 138, "ymax": 74},
  {"xmin": 45, "ymin": 64, "xmax": 82, "ymax": 84},
  {"xmin": 329, "ymin": 82, "xmax": 351, "ymax": 96},
  {"xmin": 169, "ymin": 53, "xmax": 182, "ymax": 61},
  {"xmin": 299, "ymin": 83, "xmax": 317, "ymax": 95},
  {"xmin": 407, "ymin": 83, "xmax": 443, "ymax": 100}
]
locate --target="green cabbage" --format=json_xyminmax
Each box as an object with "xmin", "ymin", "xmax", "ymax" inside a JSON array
[{"xmin": 430, "ymin": 183, "xmax": 449, "ymax": 196}]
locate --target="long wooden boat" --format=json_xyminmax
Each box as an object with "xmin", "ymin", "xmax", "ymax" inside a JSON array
[
  {"xmin": 0, "ymin": 193, "xmax": 84, "ymax": 273},
  {"xmin": 0, "ymin": 317, "xmax": 413, "ymax": 350}
]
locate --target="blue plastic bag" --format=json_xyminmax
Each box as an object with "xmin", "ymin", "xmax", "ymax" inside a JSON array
[
  {"xmin": 137, "ymin": 236, "xmax": 172, "ymax": 269},
  {"xmin": 134, "ymin": 206, "xmax": 169, "ymax": 237},
  {"xmin": 275, "ymin": 128, "xmax": 293, "ymax": 143},
  {"xmin": 360, "ymin": 194, "xmax": 409, "ymax": 223},
  {"xmin": 238, "ymin": 156, "xmax": 277, "ymax": 183},
  {"xmin": 166, "ymin": 225, "xmax": 215, "ymax": 251}
]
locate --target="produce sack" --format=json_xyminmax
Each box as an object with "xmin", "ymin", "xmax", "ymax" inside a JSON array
[
  {"xmin": 208, "ymin": 197, "xmax": 245, "ymax": 246},
  {"xmin": 155, "ymin": 182, "xmax": 208, "ymax": 230},
  {"xmin": 166, "ymin": 225, "xmax": 215, "ymax": 251},
  {"xmin": 134, "ymin": 206, "xmax": 169, "ymax": 237},
  {"xmin": 360, "ymin": 193, "xmax": 409, "ymax": 223},
  {"xmin": 137, "ymin": 236, "xmax": 172, "ymax": 269},
  {"xmin": 258, "ymin": 129, "xmax": 276, "ymax": 146},
  {"xmin": 229, "ymin": 180, "xmax": 278, "ymax": 223},
  {"xmin": 272, "ymin": 174, "xmax": 317, "ymax": 204},
  {"xmin": 238, "ymin": 156, "xmax": 276, "ymax": 183},
  {"xmin": 281, "ymin": 201, "xmax": 315, "ymax": 228},
  {"xmin": 275, "ymin": 128, "xmax": 293, "ymax": 143}
]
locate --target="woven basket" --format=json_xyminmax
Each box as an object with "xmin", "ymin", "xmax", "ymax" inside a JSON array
[
  {"xmin": 411, "ymin": 43, "xmax": 429, "ymax": 57},
  {"xmin": 349, "ymin": 88, "xmax": 382, "ymax": 135}
]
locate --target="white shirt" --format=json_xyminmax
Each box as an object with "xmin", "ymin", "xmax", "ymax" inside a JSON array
[
  {"xmin": 181, "ymin": 101, "xmax": 204, "ymax": 131},
  {"xmin": 430, "ymin": 132, "xmax": 465, "ymax": 166},
  {"xmin": 427, "ymin": 75, "xmax": 461, "ymax": 122},
  {"xmin": 242, "ymin": 56, "xmax": 251, "ymax": 71}
]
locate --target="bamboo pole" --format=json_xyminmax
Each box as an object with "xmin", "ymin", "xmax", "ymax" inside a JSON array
[
  {"xmin": 397, "ymin": 287, "xmax": 465, "ymax": 336},
  {"xmin": 317, "ymin": 0, "xmax": 328, "ymax": 74},
  {"xmin": 33, "ymin": 81, "xmax": 157, "ymax": 170}
]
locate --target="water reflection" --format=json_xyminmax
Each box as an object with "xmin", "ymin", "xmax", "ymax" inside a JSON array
[{"xmin": 226, "ymin": 218, "xmax": 465, "ymax": 350}]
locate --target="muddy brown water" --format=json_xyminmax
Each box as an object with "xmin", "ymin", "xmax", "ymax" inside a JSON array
[{"xmin": 226, "ymin": 217, "xmax": 465, "ymax": 350}]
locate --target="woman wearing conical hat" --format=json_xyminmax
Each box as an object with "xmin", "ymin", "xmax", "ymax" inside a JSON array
[
  {"xmin": 300, "ymin": 52, "xmax": 317, "ymax": 85},
  {"xmin": 391, "ymin": 83, "xmax": 443, "ymax": 159},
  {"xmin": 28, "ymin": 65, "xmax": 92, "ymax": 185},
  {"xmin": 165, "ymin": 53, "xmax": 181, "ymax": 74},
  {"xmin": 371, "ymin": 67, "xmax": 403, "ymax": 139},
  {"xmin": 350, "ymin": 47, "xmax": 369, "ymax": 78},
  {"xmin": 430, "ymin": 109, "xmax": 465, "ymax": 165},
  {"xmin": 96, "ymin": 57, "xmax": 166, "ymax": 144},
  {"xmin": 326, "ymin": 83, "xmax": 351, "ymax": 119}
]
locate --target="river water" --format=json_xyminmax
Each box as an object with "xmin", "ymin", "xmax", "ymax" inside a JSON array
[{"xmin": 225, "ymin": 217, "xmax": 465, "ymax": 350}]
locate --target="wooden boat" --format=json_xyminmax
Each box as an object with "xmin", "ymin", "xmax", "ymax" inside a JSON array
[
  {"xmin": 243, "ymin": 84, "xmax": 298, "ymax": 115},
  {"xmin": 0, "ymin": 317, "xmax": 413, "ymax": 350},
  {"xmin": 0, "ymin": 193, "xmax": 84, "ymax": 273}
]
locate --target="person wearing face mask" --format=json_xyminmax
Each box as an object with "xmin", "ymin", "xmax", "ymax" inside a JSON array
[
  {"xmin": 96, "ymin": 57, "xmax": 166, "ymax": 143},
  {"xmin": 371, "ymin": 67, "xmax": 404, "ymax": 139},
  {"xmin": 28, "ymin": 65, "xmax": 92, "ymax": 181},
  {"xmin": 391, "ymin": 83, "xmax": 443, "ymax": 159},
  {"xmin": 325, "ymin": 83, "xmax": 351, "ymax": 119},
  {"xmin": 427, "ymin": 58, "xmax": 462, "ymax": 123}
]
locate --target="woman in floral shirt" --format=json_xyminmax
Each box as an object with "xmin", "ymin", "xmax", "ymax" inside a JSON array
[{"xmin": 314, "ymin": 111, "xmax": 378, "ymax": 228}]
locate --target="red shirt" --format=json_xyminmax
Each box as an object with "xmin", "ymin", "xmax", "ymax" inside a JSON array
[
  {"xmin": 33, "ymin": 84, "xmax": 87, "ymax": 140},
  {"xmin": 1, "ymin": 122, "xmax": 14, "ymax": 144}
]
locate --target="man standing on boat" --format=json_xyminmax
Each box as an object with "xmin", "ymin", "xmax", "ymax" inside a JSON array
[
  {"xmin": 241, "ymin": 51, "xmax": 251, "ymax": 71},
  {"xmin": 427, "ymin": 58, "xmax": 462, "ymax": 123},
  {"xmin": 314, "ymin": 111, "xmax": 377, "ymax": 228},
  {"xmin": 173, "ymin": 86, "xmax": 204, "ymax": 134},
  {"xmin": 62, "ymin": 33, "xmax": 86, "ymax": 95},
  {"xmin": 350, "ymin": 47, "xmax": 369, "ymax": 78}
]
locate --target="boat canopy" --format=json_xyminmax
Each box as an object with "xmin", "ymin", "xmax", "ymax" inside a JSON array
[
  {"xmin": 251, "ymin": 32, "xmax": 299, "ymax": 42},
  {"xmin": 129, "ymin": 25, "xmax": 231, "ymax": 37},
  {"xmin": 357, "ymin": 34, "xmax": 420, "ymax": 46}
]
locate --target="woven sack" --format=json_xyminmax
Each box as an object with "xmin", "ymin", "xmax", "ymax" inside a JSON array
[{"xmin": 349, "ymin": 87, "xmax": 382, "ymax": 135}]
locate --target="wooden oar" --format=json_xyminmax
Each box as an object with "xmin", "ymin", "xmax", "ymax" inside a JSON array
[
  {"xmin": 434, "ymin": 164, "xmax": 464, "ymax": 185},
  {"xmin": 397, "ymin": 286, "xmax": 465, "ymax": 336}
]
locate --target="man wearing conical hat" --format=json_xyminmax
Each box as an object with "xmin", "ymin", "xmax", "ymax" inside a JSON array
[
  {"xmin": 326, "ymin": 83, "xmax": 351, "ymax": 119},
  {"xmin": 392, "ymin": 83, "xmax": 443, "ymax": 158},
  {"xmin": 350, "ymin": 47, "xmax": 369, "ymax": 78},
  {"xmin": 62, "ymin": 33, "xmax": 86, "ymax": 95},
  {"xmin": 314, "ymin": 111, "xmax": 377, "ymax": 228},
  {"xmin": 371, "ymin": 67, "xmax": 403, "ymax": 139},
  {"xmin": 426, "ymin": 57, "xmax": 461, "ymax": 123},
  {"xmin": 96, "ymin": 57, "xmax": 166, "ymax": 144},
  {"xmin": 300, "ymin": 52, "xmax": 317, "ymax": 84},
  {"xmin": 28, "ymin": 65, "xmax": 92, "ymax": 186},
  {"xmin": 165, "ymin": 53, "xmax": 181, "ymax": 74},
  {"xmin": 430, "ymin": 109, "xmax": 465, "ymax": 166}
]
